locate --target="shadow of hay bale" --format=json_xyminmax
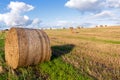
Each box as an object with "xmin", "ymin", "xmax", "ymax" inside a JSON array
[{"xmin": 51, "ymin": 44, "xmax": 75, "ymax": 60}]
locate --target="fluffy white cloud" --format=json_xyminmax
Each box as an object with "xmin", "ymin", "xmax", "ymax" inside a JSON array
[
  {"xmin": 90, "ymin": 9, "xmax": 120, "ymax": 22},
  {"xmin": 0, "ymin": 1, "xmax": 41, "ymax": 27},
  {"xmin": 27, "ymin": 18, "xmax": 42, "ymax": 28},
  {"xmin": 65, "ymin": 0, "xmax": 104, "ymax": 13},
  {"xmin": 8, "ymin": 1, "xmax": 34, "ymax": 14},
  {"xmin": 65, "ymin": 0, "xmax": 120, "ymax": 13},
  {"xmin": 93, "ymin": 10, "xmax": 114, "ymax": 18},
  {"xmin": 106, "ymin": 0, "xmax": 120, "ymax": 8}
]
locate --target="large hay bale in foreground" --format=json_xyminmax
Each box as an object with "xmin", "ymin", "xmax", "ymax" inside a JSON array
[{"xmin": 5, "ymin": 27, "xmax": 51, "ymax": 69}]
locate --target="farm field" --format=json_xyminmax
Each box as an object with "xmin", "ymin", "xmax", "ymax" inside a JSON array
[
  {"xmin": 46, "ymin": 26, "xmax": 120, "ymax": 80},
  {"xmin": 0, "ymin": 26, "xmax": 120, "ymax": 80}
]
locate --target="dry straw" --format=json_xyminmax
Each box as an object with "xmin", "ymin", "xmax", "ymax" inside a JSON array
[{"xmin": 5, "ymin": 27, "xmax": 51, "ymax": 69}]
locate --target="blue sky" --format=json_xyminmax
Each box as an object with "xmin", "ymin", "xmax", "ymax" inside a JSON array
[{"xmin": 0, "ymin": 0, "xmax": 120, "ymax": 29}]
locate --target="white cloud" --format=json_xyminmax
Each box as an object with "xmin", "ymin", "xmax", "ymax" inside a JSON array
[
  {"xmin": 65, "ymin": 0, "xmax": 120, "ymax": 13},
  {"xmin": 27, "ymin": 18, "xmax": 41, "ymax": 28},
  {"xmin": 106, "ymin": 0, "xmax": 120, "ymax": 8},
  {"xmin": 65, "ymin": 0, "xmax": 104, "ymax": 13},
  {"xmin": 32, "ymin": 18, "xmax": 41, "ymax": 25},
  {"xmin": 0, "ymin": 1, "xmax": 41, "ymax": 28},
  {"xmin": 8, "ymin": 1, "xmax": 34, "ymax": 14},
  {"xmin": 90, "ymin": 9, "xmax": 120, "ymax": 22},
  {"xmin": 93, "ymin": 10, "xmax": 114, "ymax": 18}
]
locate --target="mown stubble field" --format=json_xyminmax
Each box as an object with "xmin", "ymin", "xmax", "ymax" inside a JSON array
[
  {"xmin": 0, "ymin": 26, "xmax": 120, "ymax": 80},
  {"xmin": 46, "ymin": 26, "xmax": 120, "ymax": 80}
]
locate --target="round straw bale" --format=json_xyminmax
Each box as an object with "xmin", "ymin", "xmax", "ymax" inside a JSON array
[{"xmin": 5, "ymin": 27, "xmax": 51, "ymax": 69}]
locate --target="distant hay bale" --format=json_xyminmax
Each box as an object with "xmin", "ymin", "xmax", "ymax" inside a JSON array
[
  {"xmin": 5, "ymin": 29, "xmax": 9, "ymax": 31},
  {"xmin": 5, "ymin": 27, "xmax": 51, "ymax": 69},
  {"xmin": 69, "ymin": 27, "xmax": 79, "ymax": 33},
  {"xmin": 81, "ymin": 26, "xmax": 84, "ymax": 28},
  {"xmin": 96, "ymin": 25, "xmax": 98, "ymax": 28},
  {"xmin": 63, "ymin": 27, "xmax": 66, "ymax": 29},
  {"xmin": 100, "ymin": 25, "xmax": 103, "ymax": 27},
  {"xmin": 105, "ymin": 25, "xmax": 107, "ymax": 27},
  {"xmin": 69, "ymin": 27, "xmax": 74, "ymax": 33},
  {"xmin": 69, "ymin": 27, "xmax": 74, "ymax": 30},
  {"xmin": 50, "ymin": 27, "xmax": 52, "ymax": 30},
  {"xmin": 77, "ymin": 26, "xmax": 81, "ymax": 29}
]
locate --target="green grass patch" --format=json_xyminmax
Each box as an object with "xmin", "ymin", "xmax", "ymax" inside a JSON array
[
  {"xmin": 0, "ymin": 39, "xmax": 5, "ymax": 47},
  {"xmin": 90, "ymin": 37, "xmax": 120, "ymax": 44},
  {"xmin": 40, "ymin": 57, "xmax": 93, "ymax": 80},
  {"xmin": 62, "ymin": 35, "xmax": 120, "ymax": 44}
]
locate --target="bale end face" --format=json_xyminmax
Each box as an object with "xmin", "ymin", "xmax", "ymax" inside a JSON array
[{"xmin": 5, "ymin": 28, "xmax": 19, "ymax": 69}]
